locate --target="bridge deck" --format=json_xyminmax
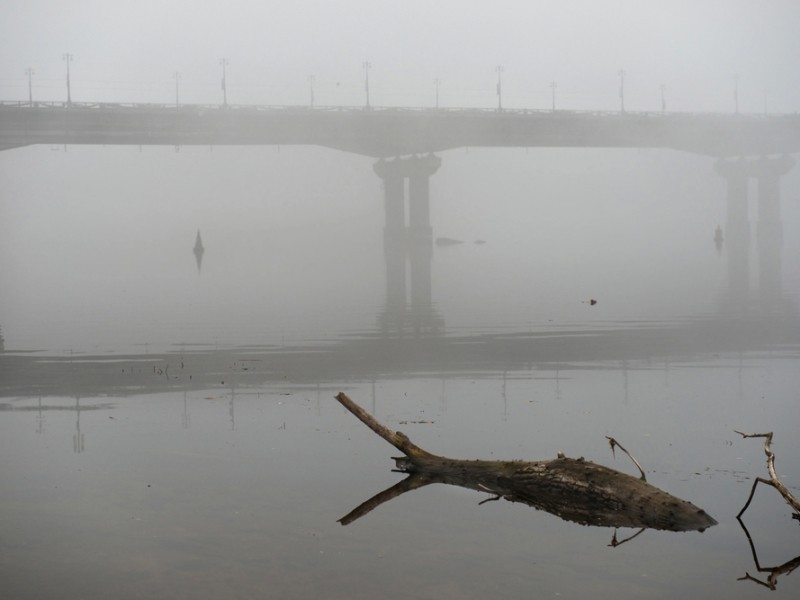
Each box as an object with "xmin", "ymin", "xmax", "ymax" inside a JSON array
[{"xmin": 2, "ymin": 102, "xmax": 799, "ymax": 157}]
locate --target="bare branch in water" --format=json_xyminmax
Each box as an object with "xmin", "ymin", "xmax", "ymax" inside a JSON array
[{"xmin": 734, "ymin": 431, "xmax": 800, "ymax": 519}]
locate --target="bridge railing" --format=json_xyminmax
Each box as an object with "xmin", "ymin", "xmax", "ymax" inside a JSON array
[{"xmin": 0, "ymin": 99, "xmax": 794, "ymax": 120}]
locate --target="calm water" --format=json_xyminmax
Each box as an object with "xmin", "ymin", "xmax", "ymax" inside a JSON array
[
  {"xmin": 2, "ymin": 352, "xmax": 800, "ymax": 599},
  {"xmin": 2, "ymin": 145, "xmax": 800, "ymax": 598}
]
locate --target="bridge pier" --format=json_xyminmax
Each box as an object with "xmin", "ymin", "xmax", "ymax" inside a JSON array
[
  {"xmin": 754, "ymin": 156, "xmax": 794, "ymax": 307},
  {"xmin": 714, "ymin": 159, "xmax": 751, "ymax": 304},
  {"xmin": 714, "ymin": 155, "xmax": 795, "ymax": 311},
  {"xmin": 373, "ymin": 154, "xmax": 443, "ymax": 335}
]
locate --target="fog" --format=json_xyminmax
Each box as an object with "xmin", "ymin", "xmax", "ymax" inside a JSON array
[
  {"xmin": 2, "ymin": 3, "xmax": 800, "ymax": 599},
  {"xmin": 3, "ymin": 0, "xmax": 800, "ymax": 111},
  {"xmin": 3, "ymin": 142, "xmax": 797, "ymax": 352}
]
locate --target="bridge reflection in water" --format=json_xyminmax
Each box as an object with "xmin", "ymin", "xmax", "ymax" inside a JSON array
[
  {"xmin": 366, "ymin": 150, "xmax": 796, "ymax": 337},
  {"xmin": 373, "ymin": 154, "xmax": 444, "ymax": 337},
  {"xmin": 1, "ymin": 102, "xmax": 798, "ymax": 394},
  {"xmin": 715, "ymin": 155, "xmax": 795, "ymax": 314}
]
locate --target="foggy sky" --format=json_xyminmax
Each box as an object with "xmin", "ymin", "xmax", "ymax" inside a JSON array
[
  {"xmin": 2, "ymin": 1, "xmax": 800, "ymax": 113},
  {"xmin": 1, "ymin": 1, "xmax": 800, "ymax": 353}
]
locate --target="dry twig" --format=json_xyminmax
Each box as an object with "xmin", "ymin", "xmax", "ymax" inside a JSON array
[{"xmin": 734, "ymin": 430, "xmax": 800, "ymax": 520}]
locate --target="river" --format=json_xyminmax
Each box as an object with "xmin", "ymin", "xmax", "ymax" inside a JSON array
[{"xmin": 1, "ymin": 144, "xmax": 799, "ymax": 598}]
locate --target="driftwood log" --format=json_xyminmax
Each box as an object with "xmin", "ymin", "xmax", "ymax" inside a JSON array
[{"xmin": 336, "ymin": 392, "xmax": 716, "ymax": 532}]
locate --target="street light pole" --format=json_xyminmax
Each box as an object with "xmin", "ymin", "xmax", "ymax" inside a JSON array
[
  {"xmin": 220, "ymin": 58, "xmax": 229, "ymax": 107},
  {"xmin": 496, "ymin": 65, "xmax": 504, "ymax": 111},
  {"xmin": 733, "ymin": 73, "xmax": 739, "ymax": 115},
  {"xmin": 363, "ymin": 61, "xmax": 371, "ymax": 109},
  {"xmin": 25, "ymin": 67, "xmax": 34, "ymax": 106},
  {"xmin": 434, "ymin": 77, "xmax": 440, "ymax": 109},
  {"xmin": 309, "ymin": 75, "xmax": 315, "ymax": 107},
  {"xmin": 550, "ymin": 81, "xmax": 557, "ymax": 112},
  {"xmin": 660, "ymin": 84, "xmax": 666, "ymax": 114},
  {"xmin": 618, "ymin": 69, "xmax": 625, "ymax": 113},
  {"xmin": 62, "ymin": 53, "xmax": 73, "ymax": 105},
  {"xmin": 174, "ymin": 71, "xmax": 180, "ymax": 107}
]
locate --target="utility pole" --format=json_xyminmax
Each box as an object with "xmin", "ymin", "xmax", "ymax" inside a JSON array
[
  {"xmin": 496, "ymin": 65, "xmax": 504, "ymax": 111},
  {"xmin": 220, "ymin": 57, "xmax": 229, "ymax": 107},
  {"xmin": 363, "ymin": 61, "xmax": 371, "ymax": 109},
  {"xmin": 618, "ymin": 69, "xmax": 625, "ymax": 113},
  {"xmin": 62, "ymin": 53, "xmax": 73, "ymax": 105},
  {"xmin": 25, "ymin": 67, "xmax": 34, "ymax": 106},
  {"xmin": 550, "ymin": 81, "xmax": 557, "ymax": 112},
  {"xmin": 174, "ymin": 71, "xmax": 180, "ymax": 107}
]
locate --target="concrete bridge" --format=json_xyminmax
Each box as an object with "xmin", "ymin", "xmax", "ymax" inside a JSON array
[
  {"xmin": 2, "ymin": 101, "xmax": 800, "ymax": 157},
  {"xmin": 1, "ymin": 100, "xmax": 797, "ymax": 331}
]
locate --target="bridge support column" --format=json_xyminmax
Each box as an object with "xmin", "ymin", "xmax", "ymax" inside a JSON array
[
  {"xmin": 714, "ymin": 155, "xmax": 795, "ymax": 312},
  {"xmin": 714, "ymin": 159, "xmax": 751, "ymax": 305},
  {"xmin": 373, "ymin": 154, "xmax": 443, "ymax": 335},
  {"xmin": 379, "ymin": 163, "xmax": 407, "ymax": 316},
  {"xmin": 408, "ymin": 155, "xmax": 441, "ymax": 312},
  {"xmin": 753, "ymin": 155, "xmax": 795, "ymax": 308}
]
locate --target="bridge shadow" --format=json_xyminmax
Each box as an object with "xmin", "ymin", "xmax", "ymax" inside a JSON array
[{"xmin": 2, "ymin": 309, "xmax": 797, "ymax": 400}]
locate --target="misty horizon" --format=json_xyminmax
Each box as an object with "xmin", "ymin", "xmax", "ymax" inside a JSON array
[{"xmin": 2, "ymin": 3, "xmax": 800, "ymax": 599}]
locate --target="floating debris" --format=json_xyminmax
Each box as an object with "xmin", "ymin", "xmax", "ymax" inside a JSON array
[{"xmin": 193, "ymin": 230, "xmax": 205, "ymax": 272}]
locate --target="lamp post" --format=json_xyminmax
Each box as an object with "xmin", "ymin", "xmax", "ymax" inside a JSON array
[
  {"xmin": 434, "ymin": 77, "xmax": 440, "ymax": 109},
  {"xmin": 25, "ymin": 67, "xmax": 34, "ymax": 106},
  {"xmin": 733, "ymin": 73, "xmax": 739, "ymax": 115},
  {"xmin": 220, "ymin": 57, "xmax": 229, "ymax": 107},
  {"xmin": 174, "ymin": 71, "xmax": 180, "ymax": 107},
  {"xmin": 363, "ymin": 61, "xmax": 371, "ymax": 109},
  {"xmin": 618, "ymin": 69, "xmax": 625, "ymax": 113},
  {"xmin": 309, "ymin": 75, "xmax": 315, "ymax": 107},
  {"xmin": 660, "ymin": 84, "xmax": 666, "ymax": 114},
  {"xmin": 550, "ymin": 81, "xmax": 557, "ymax": 112},
  {"xmin": 62, "ymin": 53, "xmax": 73, "ymax": 105},
  {"xmin": 496, "ymin": 65, "xmax": 504, "ymax": 111}
]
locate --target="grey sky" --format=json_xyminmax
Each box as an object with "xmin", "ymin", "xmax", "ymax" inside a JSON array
[{"xmin": 2, "ymin": 0, "xmax": 799, "ymax": 112}]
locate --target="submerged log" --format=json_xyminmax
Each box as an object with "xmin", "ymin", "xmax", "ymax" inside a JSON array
[{"xmin": 336, "ymin": 392, "xmax": 716, "ymax": 532}]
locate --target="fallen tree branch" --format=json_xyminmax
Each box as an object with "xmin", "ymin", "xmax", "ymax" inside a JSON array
[
  {"xmin": 734, "ymin": 431, "xmax": 800, "ymax": 519},
  {"xmin": 606, "ymin": 436, "xmax": 647, "ymax": 481},
  {"xmin": 336, "ymin": 392, "xmax": 716, "ymax": 532}
]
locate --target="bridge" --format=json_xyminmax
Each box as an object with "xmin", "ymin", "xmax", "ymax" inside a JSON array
[
  {"xmin": 1, "ymin": 100, "xmax": 797, "ymax": 332},
  {"xmin": 2, "ymin": 101, "xmax": 800, "ymax": 157}
]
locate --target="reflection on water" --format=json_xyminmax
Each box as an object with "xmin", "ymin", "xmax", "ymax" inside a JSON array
[
  {"xmin": 737, "ymin": 517, "xmax": 800, "ymax": 591},
  {"xmin": 334, "ymin": 392, "xmax": 716, "ymax": 533},
  {"xmin": 2, "ymin": 348, "xmax": 800, "ymax": 599},
  {"xmin": 2, "ymin": 312, "xmax": 798, "ymax": 399},
  {"xmin": 2, "ymin": 147, "xmax": 800, "ymax": 598},
  {"xmin": 193, "ymin": 230, "xmax": 205, "ymax": 273}
]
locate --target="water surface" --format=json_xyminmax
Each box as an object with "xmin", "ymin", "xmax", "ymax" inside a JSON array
[{"xmin": 2, "ymin": 145, "xmax": 800, "ymax": 598}]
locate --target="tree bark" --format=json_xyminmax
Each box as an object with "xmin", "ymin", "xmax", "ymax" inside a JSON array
[{"xmin": 336, "ymin": 392, "xmax": 716, "ymax": 532}]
